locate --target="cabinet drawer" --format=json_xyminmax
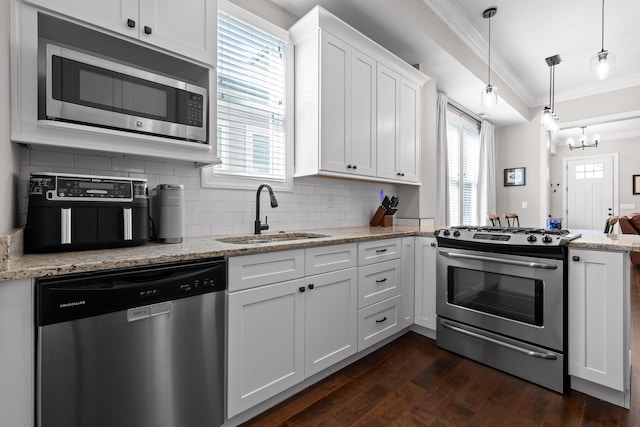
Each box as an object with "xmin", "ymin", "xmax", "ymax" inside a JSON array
[
  {"xmin": 358, "ymin": 238, "xmax": 401, "ymax": 265},
  {"xmin": 358, "ymin": 295, "xmax": 401, "ymax": 351},
  {"xmin": 228, "ymin": 250, "xmax": 305, "ymax": 292},
  {"xmin": 305, "ymin": 243, "xmax": 357, "ymax": 276},
  {"xmin": 357, "ymin": 259, "xmax": 401, "ymax": 308}
]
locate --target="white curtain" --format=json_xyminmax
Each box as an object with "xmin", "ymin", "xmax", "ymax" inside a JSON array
[
  {"xmin": 436, "ymin": 92, "xmax": 449, "ymax": 227},
  {"xmin": 477, "ymin": 120, "xmax": 496, "ymax": 225}
]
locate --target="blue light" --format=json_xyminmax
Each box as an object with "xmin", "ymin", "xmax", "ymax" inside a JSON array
[{"xmin": 379, "ymin": 190, "xmax": 384, "ymax": 199}]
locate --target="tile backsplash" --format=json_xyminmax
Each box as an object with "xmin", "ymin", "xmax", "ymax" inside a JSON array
[{"xmin": 19, "ymin": 147, "xmax": 397, "ymax": 237}]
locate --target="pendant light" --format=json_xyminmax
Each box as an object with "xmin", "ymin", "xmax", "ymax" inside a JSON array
[
  {"xmin": 567, "ymin": 126, "xmax": 600, "ymax": 151},
  {"xmin": 591, "ymin": 0, "xmax": 615, "ymax": 80},
  {"xmin": 542, "ymin": 55, "xmax": 561, "ymax": 133},
  {"xmin": 481, "ymin": 7, "xmax": 498, "ymax": 109}
]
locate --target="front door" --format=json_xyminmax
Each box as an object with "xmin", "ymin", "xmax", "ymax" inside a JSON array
[{"xmin": 565, "ymin": 155, "xmax": 616, "ymax": 230}]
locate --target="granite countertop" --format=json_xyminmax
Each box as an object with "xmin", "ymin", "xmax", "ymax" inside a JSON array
[
  {"xmin": 1, "ymin": 225, "xmax": 639, "ymax": 282},
  {"xmin": 0, "ymin": 225, "xmax": 431, "ymax": 281}
]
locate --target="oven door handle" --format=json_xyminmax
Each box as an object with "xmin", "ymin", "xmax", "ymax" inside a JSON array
[
  {"xmin": 440, "ymin": 320, "xmax": 558, "ymax": 360},
  {"xmin": 439, "ymin": 251, "xmax": 558, "ymax": 270}
]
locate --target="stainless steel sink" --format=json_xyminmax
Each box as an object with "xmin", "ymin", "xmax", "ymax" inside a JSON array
[{"xmin": 216, "ymin": 232, "xmax": 330, "ymax": 245}]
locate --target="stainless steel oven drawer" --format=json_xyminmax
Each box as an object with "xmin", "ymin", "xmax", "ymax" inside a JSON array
[{"xmin": 437, "ymin": 317, "xmax": 568, "ymax": 393}]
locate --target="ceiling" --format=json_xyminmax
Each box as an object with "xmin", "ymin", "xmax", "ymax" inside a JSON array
[{"xmin": 270, "ymin": 0, "xmax": 640, "ymax": 127}]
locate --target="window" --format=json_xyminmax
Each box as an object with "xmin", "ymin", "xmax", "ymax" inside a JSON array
[
  {"xmin": 447, "ymin": 108, "xmax": 481, "ymax": 226},
  {"xmin": 202, "ymin": 1, "xmax": 293, "ymax": 190},
  {"xmin": 575, "ymin": 163, "xmax": 604, "ymax": 180}
]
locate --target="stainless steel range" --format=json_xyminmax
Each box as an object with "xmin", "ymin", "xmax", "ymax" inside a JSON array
[{"xmin": 435, "ymin": 226, "xmax": 581, "ymax": 393}]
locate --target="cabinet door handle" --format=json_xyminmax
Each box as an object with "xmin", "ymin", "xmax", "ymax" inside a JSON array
[
  {"xmin": 352, "ymin": 165, "xmax": 357, "ymax": 170},
  {"xmin": 375, "ymin": 278, "xmax": 387, "ymax": 283},
  {"xmin": 308, "ymin": 284, "xmax": 314, "ymax": 290},
  {"xmin": 375, "ymin": 248, "xmax": 387, "ymax": 253},
  {"xmin": 127, "ymin": 19, "xmax": 136, "ymax": 28},
  {"xmin": 572, "ymin": 256, "xmax": 580, "ymax": 262},
  {"xmin": 430, "ymin": 243, "xmax": 436, "ymax": 247},
  {"xmin": 375, "ymin": 317, "xmax": 387, "ymax": 323},
  {"xmin": 144, "ymin": 26, "xmax": 152, "ymax": 35},
  {"xmin": 346, "ymin": 164, "xmax": 352, "ymax": 169},
  {"xmin": 299, "ymin": 286, "xmax": 306, "ymax": 293}
]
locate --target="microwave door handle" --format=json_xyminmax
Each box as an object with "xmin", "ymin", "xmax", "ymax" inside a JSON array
[
  {"xmin": 123, "ymin": 208, "xmax": 132, "ymax": 241},
  {"xmin": 439, "ymin": 251, "xmax": 558, "ymax": 270}
]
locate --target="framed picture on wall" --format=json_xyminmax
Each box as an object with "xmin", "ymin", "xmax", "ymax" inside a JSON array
[
  {"xmin": 634, "ymin": 175, "xmax": 640, "ymax": 195},
  {"xmin": 504, "ymin": 167, "xmax": 526, "ymax": 186}
]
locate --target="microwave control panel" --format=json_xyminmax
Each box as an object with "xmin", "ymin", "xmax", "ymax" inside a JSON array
[
  {"xmin": 185, "ymin": 92, "xmax": 204, "ymax": 127},
  {"xmin": 29, "ymin": 174, "xmax": 148, "ymax": 202}
]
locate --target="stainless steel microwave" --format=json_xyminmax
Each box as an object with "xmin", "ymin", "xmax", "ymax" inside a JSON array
[{"xmin": 45, "ymin": 44, "xmax": 207, "ymax": 142}]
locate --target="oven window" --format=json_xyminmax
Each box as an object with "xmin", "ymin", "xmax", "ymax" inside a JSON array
[{"xmin": 447, "ymin": 267, "xmax": 543, "ymax": 326}]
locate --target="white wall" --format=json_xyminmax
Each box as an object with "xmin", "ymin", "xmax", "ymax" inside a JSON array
[
  {"xmin": 495, "ymin": 113, "xmax": 543, "ymax": 227},
  {"xmin": 0, "ymin": 0, "xmax": 21, "ymax": 233}
]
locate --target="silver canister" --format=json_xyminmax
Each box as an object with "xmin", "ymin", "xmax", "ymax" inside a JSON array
[{"xmin": 151, "ymin": 184, "xmax": 184, "ymax": 243}]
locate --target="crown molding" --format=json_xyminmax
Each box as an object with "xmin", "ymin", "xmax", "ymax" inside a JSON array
[{"xmin": 420, "ymin": 0, "xmax": 537, "ymax": 106}]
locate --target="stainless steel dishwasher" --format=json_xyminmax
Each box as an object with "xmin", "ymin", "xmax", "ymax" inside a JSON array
[{"xmin": 36, "ymin": 258, "xmax": 226, "ymax": 427}]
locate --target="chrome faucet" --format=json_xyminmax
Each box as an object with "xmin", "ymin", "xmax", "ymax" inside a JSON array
[{"xmin": 255, "ymin": 184, "xmax": 278, "ymax": 234}]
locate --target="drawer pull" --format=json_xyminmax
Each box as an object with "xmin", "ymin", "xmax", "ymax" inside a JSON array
[
  {"xmin": 308, "ymin": 284, "xmax": 315, "ymax": 290},
  {"xmin": 299, "ymin": 287, "xmax": 306, "ymax": 293},
  {"xmin": 375, "ymin": 316, "xmax": 387, "ymax": 323},
  {"xmin": 375, "ymin": 278, "xmax": 387, "ymax": 283},
  {"xmin": 375, "ymin": 249, "xmax": 388, "ymax": 253},
  {"xmin": 430, "ymin": 242, "xmax": 436, "ymax": 248},
  {"xmin": 572, "ymin": 256, "xmax": 580, "ymax": 262}
]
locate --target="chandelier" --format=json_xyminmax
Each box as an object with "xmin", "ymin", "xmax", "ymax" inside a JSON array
[{"xmin": 567, "ymin": 126, "xmax": 599, "ymax": 151}]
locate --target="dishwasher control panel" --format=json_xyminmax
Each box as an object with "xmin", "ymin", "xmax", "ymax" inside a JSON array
[{"xmin": 37, "ymin": 259, "xmax": 227, "ymax": 326}]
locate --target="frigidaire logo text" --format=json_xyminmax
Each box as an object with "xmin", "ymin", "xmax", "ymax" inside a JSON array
[{"xmin": 60, "ymin": 300, "xmax": 86, "ymax": 308}]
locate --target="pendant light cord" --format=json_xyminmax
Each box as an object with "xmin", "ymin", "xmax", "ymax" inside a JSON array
[
  {"xmin": 488, "ymin": 15, "xmax": 491, "ymax": 85},
  {"xmin": 601, "ymin": 0, "xmax": 605, "ymax": 52}
]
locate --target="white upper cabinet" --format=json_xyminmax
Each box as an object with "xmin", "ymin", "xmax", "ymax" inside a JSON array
[
  {"xmin": 376, "ymin": 65, "xmax": 421, "ymax": 183},
  {"xmin": 290, "ymin": 6, "xmax": 428, "ymax": 185},
  {"xmin": 23, "ymin": 0, "xmax": 216, "ymax": 65}
]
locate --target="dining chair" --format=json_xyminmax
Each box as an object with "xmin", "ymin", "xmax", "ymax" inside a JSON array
[
  {"xmin": 504, "ymin": 213, "xmax": 520, "ymax": 227},
  {"xmin": 487, "ymin": 214, "xmax": 501, "ymax": 227}
]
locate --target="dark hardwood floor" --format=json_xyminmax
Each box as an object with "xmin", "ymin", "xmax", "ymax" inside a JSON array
[{"xmin": 242, "ymin": 264, "xmax": 640, "ymax": 427}]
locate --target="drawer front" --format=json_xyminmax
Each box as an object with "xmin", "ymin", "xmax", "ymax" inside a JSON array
[
  {"xmin": 357, "ymin": 258, "xmax": 401, "ymax": 308},
  {"xmin": 305, "ymin": 243, "xmax": 357, "ymax": 276},
  {"xmin": 358, "ymin": 238, "xmax": 401, "ymax": 266},
  {"xmin": 357, "ymin": 295, "xmax": 401, "ymax": 351},
  {"xmin": 228, "ymin": 249, "xmax": 305, "ymax": 292}
]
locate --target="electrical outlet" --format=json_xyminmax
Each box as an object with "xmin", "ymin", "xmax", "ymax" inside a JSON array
[{"xmin": 522, "ymin": 201, "xmax": 527, "ymax": 209}]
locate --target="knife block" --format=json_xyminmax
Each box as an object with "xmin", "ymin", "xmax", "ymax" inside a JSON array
[
  {"xmin": 370, "ymin": 207, "xmax": 387, "ymax": 226},
  {"xmin": 380, "ymin": 216, "xmax": 393, "ymax": 227}
]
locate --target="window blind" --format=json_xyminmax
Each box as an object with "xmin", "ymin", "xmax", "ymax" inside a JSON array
[
  {"xmin": 447, "ymin": 108, "xmax": 481, "ymax": 226},
  {"xmin": 215, "ymin": 12, "xmax": 286, "ymax": 180}
]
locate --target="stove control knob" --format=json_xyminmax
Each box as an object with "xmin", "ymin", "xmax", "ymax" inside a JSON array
[
  {"xmin": 542, "ymin": 234, "xmax": 553, "ymax": 244},
  {"xmin": 443, "ymin": 230, "xmax": 450, "ymax": 236},
  {"xmin": 527, "ymin": 235, "xmax": 537, "ymax": 243},
  {"xmin": 453, "ymin": 230, "xmax": 461, "ymax": 237}
]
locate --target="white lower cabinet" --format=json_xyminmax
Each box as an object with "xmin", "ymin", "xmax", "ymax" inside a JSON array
[
  {"xmin": 357, "ymin": 238, "xmax": 404, "ymax": 351},
  {"xmin": 568, "ymin": 248, "xmax": 629, "ymax": 394},
  {"xmin": 358, "ymin": 295, "xmax": 401, "ymax": 350},
  {"xmin": 305, "ymin": 268, "xmax": 358, "ymax": 377},
  {"xmin": 227, "ymin": 278, "xmax": 306, "ymax": 418},
  {"xmin": 414, "ymin": 236, "xmax": 437, "ymax": 330},
  {"xmin": 400, "ymin": 237, "xmax": 415, "ymax": 328},
  {"xmin": 227, "ymin": 244, "xmax": 357, "ymax": 418}
]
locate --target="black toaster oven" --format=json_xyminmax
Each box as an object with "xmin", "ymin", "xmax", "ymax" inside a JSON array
[{"xmin": 25, "ymin": 173, "xmax": 149, "ymax": 253}]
